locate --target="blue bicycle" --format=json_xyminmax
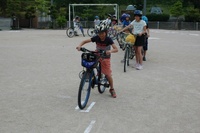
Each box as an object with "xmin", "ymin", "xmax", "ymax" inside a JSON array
[{"xmin": 78, "ymin": 47, "xmax": 109, "ymax": 109}]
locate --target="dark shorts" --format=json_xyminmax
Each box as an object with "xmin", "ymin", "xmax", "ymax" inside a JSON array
[
  {"xmin": 134, "ymin": 34, "xmax": 145, "ymax": 47},
  {"xmin": 143, "ymin": 37, "xmax": 148, "ymax": 51}
]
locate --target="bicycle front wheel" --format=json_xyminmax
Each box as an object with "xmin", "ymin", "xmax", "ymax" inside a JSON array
[
  {"xmin": 78, "ymin": 71, "xmax": 92, "ymax": 109},
  {"xmin": 66, "ymin": 28, "xmax": 74, "ymax": 38},
  {"xmin": 87, "ymin": 28, "xmax": 95, "ymax": 37},
  {"xmin": 98, "ymin": 64, "xmax": 108, "ymax": 93},
  {"xmin": 129, "ymin": 47, "xmax": 135, "ymax": 59}
]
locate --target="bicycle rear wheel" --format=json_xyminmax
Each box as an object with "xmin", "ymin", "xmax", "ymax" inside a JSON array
[
  {"xmin": 98, "ymin": 63, "xmax": 108, "ymax": 93},
  {"xmin": 87, "ymin": 28, "xmax": 96, "ymax": 37},
  {"xmin": 66, "ymin": 28, "xmax": 74, "ymax": 38},
  {"xmin": 124, "ymin": 47, "xmax": 129, "ymax": 72},
  {"xmin": 78, "ymin": 71, "xmax": 92, "ymax": 109}
]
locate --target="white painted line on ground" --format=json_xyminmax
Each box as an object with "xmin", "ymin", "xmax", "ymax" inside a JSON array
[
  {"xmin": 189, "ymin": 33, "xmax": 199, "ymax": 36},
  {"xmin": 149, "ymin": 37, "xmax": 160, "ymax": 40},
  {"xmin": 75, "ymin": 106, "xmax": 79, "ymax": 110},
  {"xmin": 8, "ymin": 31, "xmax": 21, "ymax": 32},
  {"xmin": 84, "ymin": 120, "xmax": 96, "ymax": 133},
  {"xmin": 75, "ymin": 102, "xmax": 96, "ymax": 112},
  {"xmin": 81, "ymin": 102, "xmax": 96, "ymax": 113}
]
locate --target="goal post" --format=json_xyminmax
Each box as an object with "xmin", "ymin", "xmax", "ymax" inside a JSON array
[{"xmin": 68, "ymin": 3, "xmax": 119, "ymax": 27}]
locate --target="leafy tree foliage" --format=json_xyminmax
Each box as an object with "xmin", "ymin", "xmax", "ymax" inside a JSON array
[
  {"xmin": 185, "ymin": 6, "xmax": 200, "ymax": 22},
  {"xmin": 170, "ymin": 1, "xmax": 184, "ymax": 18}
]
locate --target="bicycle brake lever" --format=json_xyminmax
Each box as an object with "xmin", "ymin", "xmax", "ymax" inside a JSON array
[{"xmin": 80, "ymin": 47, "xmax": 86, "ymax": 52}]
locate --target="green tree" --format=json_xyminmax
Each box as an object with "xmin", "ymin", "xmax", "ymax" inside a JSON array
[
  {"xmin": 6, "ymin": 0, "xmax": 21, "ymax": 29},
  {"xmin": 185, "ymin": 6, "xmax": 200, "ymax": 22},
  {"xmin": 0, "ymin": 0, "xmax": 7, "ymax": 17},
  {"xmin": 170, "ymin": 1, "xmax": 184, "ymax": 29},
  {"xmin": 25, "ymin": 6, "xmax": 36, "ymax": 28},
  {"xmin": 48, "ymin": 5, "xmax": 58, "ymax": 28},
  {"xmin": 35, "ymin": 0, "xmax": 49, "ymax": 19}
]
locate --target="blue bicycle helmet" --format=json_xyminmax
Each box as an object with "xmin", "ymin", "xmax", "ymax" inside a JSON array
[
  {"xmin": 142, "ymin": 16, "xmax": 148, "ymax": 23},
  {"xmin": 134, "ymin": 10, "xmax": 142, "ymax": 16},
  {"xmin": 95, "ymin": 16, "xmax": 99, "ymax": 19},
  {"xmin": 125, "ymin": 14, "xmax": 130, "ymax": 18}
]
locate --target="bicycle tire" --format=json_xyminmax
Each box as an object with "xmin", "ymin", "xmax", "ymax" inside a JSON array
[
  {"xmin": 97, "ymin": 63, "xmax": 108, "ymax": 93},
  {"xmin": 78, "ymin": 71, "xmax": 92, "ymax": 109},
  {"xmin": 127, "ymin": 47, "xmax": 130, "ymax": 66},
  {"xmin": 87, "ymin": 28, "xmax": 95, "ymax": 37},
  {"xmin": 129, "ymin": 47, "xmax": 135, "ymax": 59},
  {"xmin": 124, "ymin": 47, "xmax": 128, "ymax": 72},
  {"xmin": 66, "ymin": 28, "xmax": 74, "ymax": 38},
  {"xmin": 116, "ymin": 33, "xmax": 123, "ymax": 48}
]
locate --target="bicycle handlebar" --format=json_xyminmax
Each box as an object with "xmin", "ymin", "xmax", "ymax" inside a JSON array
[{"xmin": 80, "ymin": 47, "xmax": 107, "ymax": 56}]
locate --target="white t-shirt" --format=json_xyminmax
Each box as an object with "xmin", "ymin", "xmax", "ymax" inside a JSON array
[
  {"xmin": 94, "ymin": 19, "xmax": 100, "ymax": 26},
  {"xmin": 105, "ymin": 18, "xmax": 111, "ymax": 25},
  {"xmin": 130, "ymin": 20, "xmax": 146, "ymax": 35}
]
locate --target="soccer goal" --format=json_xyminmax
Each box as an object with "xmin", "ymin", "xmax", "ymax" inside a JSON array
[{"xmin": 68, "ymin": 3, "xmax": 119, "ymax": 27}]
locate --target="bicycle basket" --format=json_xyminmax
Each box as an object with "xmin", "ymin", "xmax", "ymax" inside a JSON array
[
  {"xmin": 81, "ymin": 53, "xmax": 98, "ymax": 68},
  {"xmin": 125, "ymin": 34, "xmax": 135, "ymax": 46}
]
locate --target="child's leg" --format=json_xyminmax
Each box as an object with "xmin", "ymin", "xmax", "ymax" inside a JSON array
[
  {"xmin": 134, "ymin": 46, "xmax": 139, "ymax": 64},
  {"xmin": 137, "ymin": 46, "xmax": 143, "ymax": 65},
  {"xmin": 100, "ymin": 59, "xmax": 116, "ymax": 98},
  {"xmin": 106, "ymin": 75, "xmax": 113, "ymax": 89}
]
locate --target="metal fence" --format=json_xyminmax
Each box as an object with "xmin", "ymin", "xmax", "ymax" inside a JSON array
[
  {"xmin": 64, "ymin": 21, "xmax": 200, "ymax": 30},
  {"xmin": 0, "ymin": 18, "xmax": 12, "ymax": 30},
  {"xmin": 1, "ymin": 18, "xmax": 199, "ymax": 31}
]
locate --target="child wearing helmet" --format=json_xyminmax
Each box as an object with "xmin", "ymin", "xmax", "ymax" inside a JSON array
[
  {"xmin": 76, "ymin": 20, "xmax": 118, "ymax": 98},
  {"xmin": 122, "ymin": 14, "xmax": 131, "ymax": 33},
  {"xmin": 94, "ymin": 16, "xmax": 100, "ymax": 28},
  {"xmin": 73, "ymin": 16, "xmax": 85, "ymax": 36},
  {"xmin": 105, "ymin": 14, "xmax": 112, "ymax": 26},
  {"xmin": 111, "ymin": 15, "xmax": 118, "ymax": 26},
  {"xmin": 120, "ymin": 10, "xmax": 147, "ymax": 70},
  {"xmin": 142, "ymin": 15, "xmax": 150, "ymax": 61}
]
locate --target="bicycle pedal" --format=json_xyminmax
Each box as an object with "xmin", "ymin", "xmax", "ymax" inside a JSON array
[{"xmin": 104, "ymin": 84, "xmax": 110, "ymax": 88}]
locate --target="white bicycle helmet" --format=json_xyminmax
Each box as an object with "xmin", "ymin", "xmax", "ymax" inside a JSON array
[{"xmin": 95, "ymin": 20, "xmax": 109, "ymax": 33}]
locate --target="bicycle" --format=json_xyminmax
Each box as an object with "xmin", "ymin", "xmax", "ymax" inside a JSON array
[
  {"xmin": 66, "ymin": 22, "xmax": 85, "ymax": 38},
  {"xmin": 116, "ymin": 31, "xmax": 128, "ymax": 50},
  {"xmin": 78, "ymin": 47, "xmax": 110, "ymax": 109},
  {"xmin": 120, "ymin": 32, "xmax": 135, "ymax": 72},
  {"xmin": 87, "ymin": 27, "xmax": 97, "ymax": 37}
]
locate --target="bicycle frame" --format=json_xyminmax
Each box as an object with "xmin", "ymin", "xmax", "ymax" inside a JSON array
[{"xmin": 78, "ymin": 47, "xmax": 109, "ymax": 109}]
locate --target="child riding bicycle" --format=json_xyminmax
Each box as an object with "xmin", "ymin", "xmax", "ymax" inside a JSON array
[
  {"xmin": 73, "ymin": 16, "xmax": 85, "ymax": 36},
  {"xmin": 76, "ymin": 20, "xmax": 118, "ymax": 98}
]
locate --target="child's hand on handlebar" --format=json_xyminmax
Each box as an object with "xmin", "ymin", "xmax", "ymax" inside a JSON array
[
  {"xmin": 106, "ymin": 50, "xmax": 111, "ymax": 55},
  {"xmin": 76, "ymin": 46, "xmax": 81, "ymax": 51}
]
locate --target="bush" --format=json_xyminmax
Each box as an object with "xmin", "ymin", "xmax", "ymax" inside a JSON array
[
  {"xmin": 146, "ymin": 14, "xmax": 170, "ymax": 21},
  {"xmin": 56, "ymin": 16, "xmax": 66, "ymax": 28}
]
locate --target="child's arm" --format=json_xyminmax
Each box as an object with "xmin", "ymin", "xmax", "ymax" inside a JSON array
[
  {"xmin": 120, "ymin": 24, "xmax": 132, "ymax": 32},
  {"xmin": 76, "ymin": 38, "xmax": 92, "ymax": 51},
  {"xmin": 106, "ymin": 43, "xmax": 118, "ymax": 55},
  {"xmin": 138, "ymin": 25, "xmax": 147, "ymax": 36}
]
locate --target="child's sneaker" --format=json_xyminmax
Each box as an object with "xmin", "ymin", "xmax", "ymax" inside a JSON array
[
  {"xmin": 136, "ymin": 64, "xmax": 143, "ymax": 70},
  {"xmin": 132, "ymin": 63, "xmax": 139, "ymax": 68},
  {"xmin": 109, "ymin": 89, "xmax": 117, "ymax": 98}
]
